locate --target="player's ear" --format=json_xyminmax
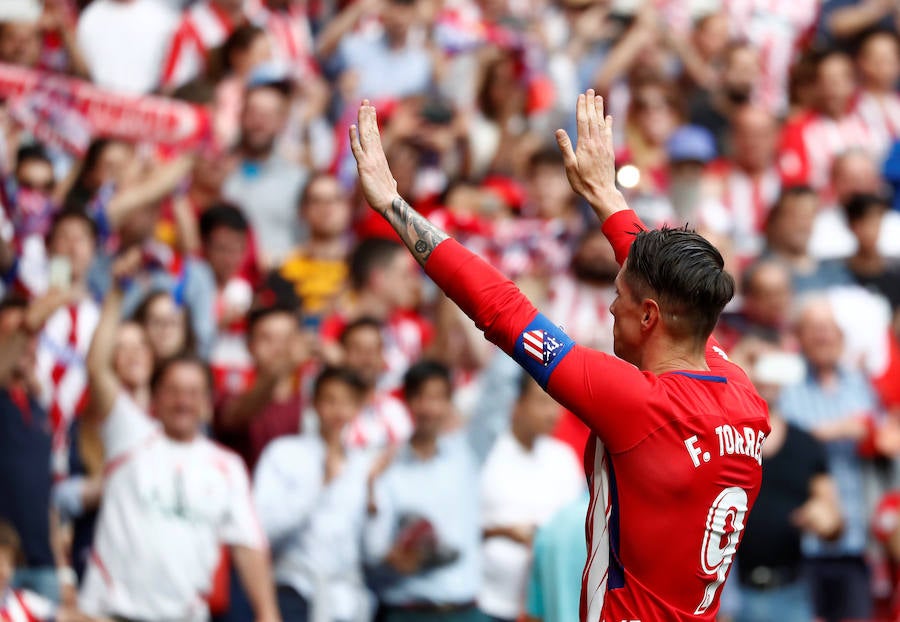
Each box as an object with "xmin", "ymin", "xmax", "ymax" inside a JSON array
[{"xmin": 640, "ymin": 298, "xmax": 660, "ymax": 332}]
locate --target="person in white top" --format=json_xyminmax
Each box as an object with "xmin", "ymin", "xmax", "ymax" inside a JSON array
[
  {"xmin": 255, "ymin": 366, "xmax": 378, "ymax": 622},
  {"xmin": 78, "ymin": 249, "xmax": 280, "ymax": 622},
  {"xmin": 478, "ymin": 374, "xmax": 586, "ymax": 621},
  {"xmin": 809, "ymin": 150, "xmax": 900, "ymax": 260},
  {"xmin": 77, "ymin": 0, "xmax": 179, "ymax": 94}
]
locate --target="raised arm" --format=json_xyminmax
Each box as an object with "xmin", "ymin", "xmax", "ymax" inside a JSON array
[
  {"xmin": 85, "ymin": 248, "xmax": 142, "ymax": 422},
  {"xmin": 0, "ymin": 290, "xmax": 71, "ymax": 386}
]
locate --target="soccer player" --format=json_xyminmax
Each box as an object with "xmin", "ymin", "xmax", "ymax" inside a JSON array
[{"xmin": 349, "ymin": 90, "xmax": 771, "ymax": 621}]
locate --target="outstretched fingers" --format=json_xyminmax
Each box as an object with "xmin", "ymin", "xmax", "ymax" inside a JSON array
[{"xmin": 576, "ymin": 93, "xmax": 589, "ymax": 144}]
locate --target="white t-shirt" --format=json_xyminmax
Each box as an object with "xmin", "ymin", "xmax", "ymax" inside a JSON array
[
  {"xmin": 478, "ymin": 433, "xmax": 585, "ymax": 619},
  {"xmin": 79, "ymin": 394, "xmax": 266, "ymax": 621},
  {"xmin": 77, "ymin": 0, "xmax": 178, "ymax": 94},
  {"xmin": 809, "ymin": 207, "xmax": 900, "ymax": 260}
]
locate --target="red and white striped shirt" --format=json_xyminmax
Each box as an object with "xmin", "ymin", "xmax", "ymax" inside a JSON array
[
  {"xmin": 778, "ymin": 109, "xmax": 875, "ymax": 192},
  {"xmin": 35, "ymin": 299, "xmax": 100, "ymax": 435},
  {"xmin": 853, "ymin": 89, "xmax": 900, "ymax": 161},
  {"xmin": 161, "ymin": 1, "xmax": 240, "ymax": 88},
  {"xmin": 0, "ymin": 589, "xmax": 53, "ymax": 622},
  {"xmin": 703, "ymin": 161, "xmax": 781, "ymax": 260},
  {"xmin": 725, "ymin": 0, "xmax": 819, "ymax": 114},
  {"xmin": 249, "ymin": 2, "xmax": 318, "ymax": 79},
  {"xmin": 344, "ymin": 393, "xmax": 412, "ymax": 449}
]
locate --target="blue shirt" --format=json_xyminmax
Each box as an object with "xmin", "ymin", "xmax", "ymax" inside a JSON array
[
  {"xmin": 254, "ymin": 435, "xmax": 375, "ymax": 620},
  {"xmin": 0, "ymin": 388, "xmax": 54, "ymax": 567},
  {"xmin": 338, "ymin": 33, "xmax": 432, "ymax": 101},
  {"xmin": 365, "ymin": 432, "xmax": 482, "ymax": 606},
  {"xmin": 779, "ymin": 366, "xmax": 879, "ymax": 557},
  {"xmin": 526, "ymin": 492, "xmax": 590, "ymax": 622}
]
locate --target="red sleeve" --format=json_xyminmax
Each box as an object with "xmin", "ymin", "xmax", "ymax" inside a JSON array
[
  {"xmin": 424, "ymin": 239, "xmax": 538, "ymax": 353},
  {"xmin": 425, "ymin": 238, "xmax": 659, "ymax": 450}
]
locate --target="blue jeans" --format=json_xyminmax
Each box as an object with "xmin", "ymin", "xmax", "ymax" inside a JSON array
[
  {"xmin": 12, "ymin": 566, "xmax": 59, "ymax": 603},
  {"xmin": 734, "ymin": 579, "xmax": 814, "ymax": 622}
]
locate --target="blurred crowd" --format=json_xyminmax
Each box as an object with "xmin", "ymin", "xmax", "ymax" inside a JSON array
[{"xmin": 1, "ymin": 0, "xmax": 900, "ymax": 621}]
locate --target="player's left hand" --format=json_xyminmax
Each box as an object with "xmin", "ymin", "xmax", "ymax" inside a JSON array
[{"xmin": 350, "ymin": 100, "xmax": 400, "ymax": 215}]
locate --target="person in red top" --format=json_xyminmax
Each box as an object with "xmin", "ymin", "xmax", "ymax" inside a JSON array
[{"xmin": 349, "ymin": 89, "xmax": 770, "ymax": 621}]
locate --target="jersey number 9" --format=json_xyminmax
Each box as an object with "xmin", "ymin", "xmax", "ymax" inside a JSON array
[{"xmin": 694, "ymin": 487, "xmax": 748, "ymax": 615}]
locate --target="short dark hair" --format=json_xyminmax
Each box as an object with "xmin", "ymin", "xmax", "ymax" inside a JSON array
[
  {"xmin": 349, "ymin": 238, "xmax": 404, "ymax": 291},
  {"xmin": 403, "ymin": 359, "xmax": 452, "ymax": 399},
  {"xmin": 150, "ymin": 353, "xmax": 212, "ymax": 394},
  {"xmin": 739, "ymin": 259, "xmax": 789, "ymax": 296},
  {"xmin": 298, "ymin": 172, "xmax": 341, "ymax": 210},
  {"xmin": 527, "ymin": 146, "xmax": 564, "ymax": 173},
  {"xmin": 245, "ymin": 303, "xmax": 298, "ymax": 338},
  {"xmin": 340, "ymin": 316, "xmax": 383, "ymax": 346},
  {"xmin": 199, "ymin": 202, "xmax": 250, "ymax": 243},
  {"xmin": 15, "ymin": 144, "xmax": 52, "ymax": 172},
  {"xmin": 0, "ymin": 519, "xmax": 22, "ymax": 565},
  {"xmin": 313, "ymin": 366, "xmax": 368, "ymax": 401},
  {"xmin": 0, "ymin": 294, "xmax": 28, "ymax": 316},
  {"xmin": 844, "ymin": 193, "xmax": 888, "ymax": 224},
  {"xmin": 624, "ymin": 226, "xmax": 735, "ymax": 343},
  {"xmin": 765, "ymin": 185, "xmax": 816, "ymax": 230},
  {"xmin": 516, "ymin": 371, "xmax": 541, "ymax": 401},
  {"xmin": 46, "ymin": 207, "xmax": 99, "ymax": 247}
]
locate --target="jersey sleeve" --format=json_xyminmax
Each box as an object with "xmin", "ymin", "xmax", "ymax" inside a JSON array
[{"xmin": 425, "ymin": 239, "xmax": 658, "ymax": 451}]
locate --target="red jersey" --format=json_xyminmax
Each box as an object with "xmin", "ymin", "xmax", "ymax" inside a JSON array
[{"xmin": 424, "ymin": 209, "xmax": 770, "ymax": 621}]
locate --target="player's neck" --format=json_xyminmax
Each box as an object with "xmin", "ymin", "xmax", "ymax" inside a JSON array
[
  {"xmin": 642, "ymin": 337, "xmax": 708, "ymax": 376},
  {"xmin": 511, "ymin": 421, "xmax": 537, "ymax": 451}
]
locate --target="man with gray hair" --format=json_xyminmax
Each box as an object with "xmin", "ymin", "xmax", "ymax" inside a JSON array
[{"xmin": 778, "ymin": 296, "xmax": 883, "ymax": 622}]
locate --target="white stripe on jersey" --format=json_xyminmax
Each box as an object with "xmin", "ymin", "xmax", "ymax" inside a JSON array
[{"xmin": 582, "ymin": 439, "xmax": 610, "ymax": 621}]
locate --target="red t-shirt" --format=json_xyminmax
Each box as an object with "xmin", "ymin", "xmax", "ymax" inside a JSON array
[{"xmin": 424, "ymin": 209, "xmax": 770, "ymax": 621}]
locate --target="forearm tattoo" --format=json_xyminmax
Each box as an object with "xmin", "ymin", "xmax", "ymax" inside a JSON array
[{"xmin": 386, "ymin": 196, "xmax": 449, "ymax": 265}]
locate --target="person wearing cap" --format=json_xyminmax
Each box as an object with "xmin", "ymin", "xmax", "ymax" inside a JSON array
[
  {"xmin": 729, "ymin": 350, "xmax": 842, "ymax": 622},
  {"xmin": 223, "ymin": 64, "xmax": 307, "ymax": 268}
]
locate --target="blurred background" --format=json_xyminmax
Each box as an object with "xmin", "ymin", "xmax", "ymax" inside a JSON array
[{"xmin": 0, "ymin": 0, "xmax": 900, "ymax": 620}]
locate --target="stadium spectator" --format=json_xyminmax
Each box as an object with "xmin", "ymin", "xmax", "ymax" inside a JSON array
[
  {"xmin": 779, "ymin": 297, "xmax": 883, "ymax": 622},
  {"xmin": 0, "ymin": 520, "xmax": 61, "ymax": 621},
  {"xmin": 324, "ymin": 0, "xmax": 434, "ymax": 101},
  {"xmin": 254, "ymin": 366, "xmax": 372, "ymax": 622},
  {"xmin": 161, "ymin": 0, "xmax": 248, "ymax": 90},
  {"xmin": 365, "ymin": 361, "xmax": 489, "ymax": 621},
  {"xmin": 855, "ymin": 30, "xmax": 900, "ymax": 158},
  {"xmin": 278, "ymin": 173, "xmax": 352, "ymax": 320},
  {"xmin": 132, "ymin": 289, "xmax": 197, "ymax": 364},
  {"xmin": 478, "ymin": 374, "xmax": 584, "ymax": 621},
  {"xmin": 217, "ymin": 301, "xmax": 308, "ymax": 469},
  {"xmin": 34, "ymin": 210, "xmax": 100, "ymax": 435},
  {"xmin": 80, "ymin": 249, "xmax": 279, "ymax": 621},
  {"xmin": 716, "ymin": 260, "xmax": 795, "ymax": 354},
  {"xmin": 223, "ymin": 70, "xmax": 307, "ymax": 267},
  {"xmin": 844, "ymin": 194, "xmax": 900, "ymax": 312},
  {"xmin": 702, "ymin": 105, "xmax": 781, "ymax": 262},
  {"xmin": 0, "ymin": 291, "xmax": 72, "ymax": 602},
  {"xmin": 52, "ymin": 319, "xmax": 153, "ymax": 585},
  {"xmin": 763, "ymin": 186, "xmax": 854, "ymax": 294},
  {"xmin": 199, "ymin": 203, "xmax": 255, "ymax": 388},
  {"xmin": 76, "ymin": 0, "xmax": 178, "ymax": 94},
  {"xmin": 340, "ymin": 317, "xmax": 412, "ymax": 450},
  {"xmin": 809, "ymin": 149, "xmax": 899, "ymax": 258},
  {"xmin": 688, "ymin": 42, "xmax": 762, "ymax": 155},
  {"xmin": 321, "ymin": 238, "xmax": 431, "ymax": 393},
  {"xmin": 733, "ymin": 351, "xmax": 843, "ymax": 622},
  {"xmin": 523, "ymin": 492, "xmax": 590, "ymax": 622},
  {"xmin": 778, "ymin": 50, "xmax": 874, "ymax": 192}
]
